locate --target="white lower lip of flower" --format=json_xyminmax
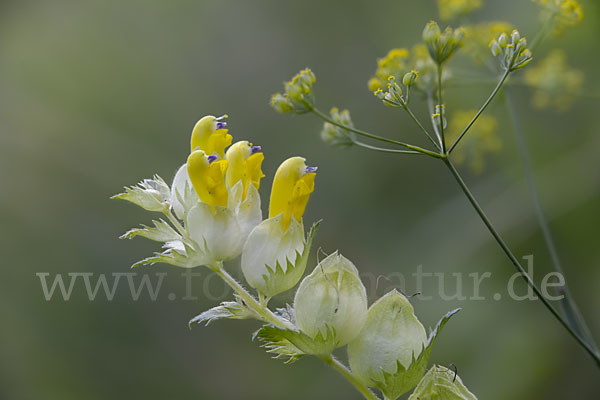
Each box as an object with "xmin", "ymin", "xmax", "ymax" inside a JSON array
[
  {"xmin": 187, "ymin": 202, "xmax": 243, "ymax": 263},
  {"xmin": 171, "ymin": 163, "xmax": 195, "ymax": 219},
  {"xmin": 227, "ymin": 180, "xmax": 262, "ymax": 242},
  {"xmin": 241, "ymin": 214, "xmax": 305, "ymax": 297}
]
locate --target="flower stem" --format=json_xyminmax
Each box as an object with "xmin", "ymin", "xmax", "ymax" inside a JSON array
[
  {"xmin": 448, "ymin": 68, "xmax": 510, "ymax": 153},
  {"xmin": 309, "ymin": 107, "xmax": 443, "ymax": 159},
  {"xmin": 403, "ymin": 105, "xmax": 441, "ymax": 150},
  {"xmin": 442, "ymin": 158, "xmax": 600, "ymax": 366},
  {"xmin": 320, "ymin": 354, "xmax": 380, "ymax": 400},
  {"xmin": 437, "ymin": 64, "xmax": 447, "ymax": 153},
  {"xmin": 211, "ymin": 262, "xmax": 293, "ymax": 330},
  {"xmin": 504, "ymin": 90, "xmax": 599, "ymax": 353}
]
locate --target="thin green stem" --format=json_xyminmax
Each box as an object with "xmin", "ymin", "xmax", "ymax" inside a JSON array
[
  {"xmin": 320, "ymin": 354, "xmax": 380, "ymax": 400},
  {"xmin": 443, "ymin": 158, "xmax": 600, "ymax": 367},
  {"xmin": 437, "ymin": 64, "xmax": 446, "ymax": 153},
  {"xmin": 529, "ymin": 14, "xmax": 556, "ymax": 53},
  {"xmin": 211, "ymin": 262, "xmax": 293, "ymax": 330},
  {"xmin": 448, "ymin": 68, "xmax": 510, "ymax": 153},
  {"xmin": 504, "ymin": 91, "xmax": 599, "ymax": 352},
  {"xmin": 403, "ymin": 105, "xmax": 441, "ymax": 150},
  {"xmin": 309, "ymin": 107, "xmax": 443, "ymax": 159},
  {"xmin": 427, "ymin": 91, "xmax": 443, "ymax": 146},
  {"xmin": 353, "ymin": 140, "xmax": 423, "ymax": 155}
]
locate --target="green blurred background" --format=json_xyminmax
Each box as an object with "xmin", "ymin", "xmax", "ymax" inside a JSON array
[{"xmin": 1, "ymin": 0, "xmax": 599, "ymax": 398}]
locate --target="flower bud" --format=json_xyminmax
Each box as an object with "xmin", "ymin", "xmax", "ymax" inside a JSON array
[
  {"xmin": 423, "ymin": 21, "xmax": 441, "ymax": 43},
  {"xmin": 403, "ymin": 70, "xmax": 418, "ymax": 87},
  {"xmin": 489, "ymin": 40, "xmax": 501, "ymax": 57},
  {"xmin": 320, "ymin": 108, "xmax": 355, "ymax": 147},
  {"xmin": 270, "ymin": 68, "xmax": 316, "ymax": 114},
  {"xmin": 497, "ymin": 32, "xmax": 507, "ymax": 48},
  {"xmin": 348, "ymin": 290, "xmax": 427, "ymax": 391},
  {"xmin": 270, "ymin": 93, "xmax": 294, "ymax": 114},
  {"xmin": 408, "ymin": 365, "xmax": 478, "ymax": 400},
  {"xmin": 511, "ymin": 29, "xmax": 520, "ymax": 44},
  {"xmin": 293, "ymin": 252, "xmax": 368, "ymax": 352}
]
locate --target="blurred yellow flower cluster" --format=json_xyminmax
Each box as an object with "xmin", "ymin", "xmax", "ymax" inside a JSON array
[
  {"xmin": 463, "ymin": 21, "xmax": 514, "ymax": 63},
  {"xmin": 524, "ymin": 49, "xmax": 584, "ymax": 111},
  {"xmin": 438, "ymin": 0, "xmax": 482, "ymax": 21},
  {"xmin": 368, "ymin": 48, "xmax": 409, "ymax": 92},
  {"xmin": 447, "ymin": 110, "xmax": 500, "ymax": 173},
  {"xmin": 533, "ymin": 0, "xmax": 583, "ymax": 34}
]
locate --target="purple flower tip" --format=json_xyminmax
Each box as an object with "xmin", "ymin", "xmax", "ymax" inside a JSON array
[
  {"xmin": 216, "ymin": 121, "xmax": 227, "ymax": 130},
  {"xmin": 305, "ymin": 166, "xmax": 318, "ymax": 174},
  {"xmin": 207, "ymin": 155, "xmax": 218, "ymax": 163},
  {"xmin": 251, "ymin": 145, "xmax": 262, "ymax": 154}
]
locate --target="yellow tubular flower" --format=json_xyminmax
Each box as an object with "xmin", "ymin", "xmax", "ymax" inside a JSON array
[
  {"xmin": 190, "ymin": 115, "xmax": 233, "ymax": 158},
  {"xmin": 225, "ymin": 141, "xmax": 265, "ymax": 199},
  {"xmin": 269, "ymin": 157, "xmax": 316, "ymax": 230},
  {"xmin": 187, "ymin": 150, "xmax": 229, "ymax": 208}
]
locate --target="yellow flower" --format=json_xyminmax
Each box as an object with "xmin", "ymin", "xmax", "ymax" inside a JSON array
[
  {"xmin": 241, "ymin": 157, "xmax": 318, "ymax": 298},
  {"xmin": 438, "ymin": 0, "xmax": 482, "ymax": 21},
  {"xmin": 533, "ymin": 0, "xmax": 583, "ymax": 35},
  {"xmin": 187, "ymin": 150, "xmax": 229, "ymax": 208},
  {"xmin": 269, "ymin": 157, "xmax": 317, "ymax": 230},
  {"xmin": 524, "ymin": 49, "xmax": 583, "ymax": 111},
  {"xmin": 225, "ymin": 141, "xmax": 265, "ymax": 200},
  {"xmin": 368, "ymin": 48, "xmax": 409, "ymax": 93},
  {"xmin": 462, "ymin": 21, "xmax": 514, "ymax": 63},
  {"xmin": 190, "ymin": 115, "xmax": 232, "ymax": 158},
  {"xmin": 447, "ymin": 110, "xmax": 500, "ymax": 173}
]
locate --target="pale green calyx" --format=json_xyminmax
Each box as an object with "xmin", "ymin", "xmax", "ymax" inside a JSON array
[
  {"xmin": 349, "ymin": 304, "xmax": 461, "ymax": 400},
  {"xmin": 241, "ymin": 216, "xmax": 319, "ymax": 298},
  {"xmin": 112, "ymin": 175, "xmax": 171, "ymax": 212},
  {"xmin": 408, "ymin": 365, "xmax": 478, "ymax": 400},
  {"xmin": 293, "ymin": 252, "xmax": 368, "ymax": 353},
  {"xmin": 348, "ymin": 290, "xmax": 427, "ymax": 387}
]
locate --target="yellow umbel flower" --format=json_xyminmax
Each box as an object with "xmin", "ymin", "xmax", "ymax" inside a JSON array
[
  {"xmin": 447, "ymin": 110, "xmax": 500, "ymax": 173},
  {"xmin": 269, "ymin": 157, "xmax": 316, "ymax": 230},
  {"xmin": 533, "ymin": 0, "xmax": 583, "ymax": 35},
  {"xmin": 463, "ymin": 21, "xmax": 514, "ymax": 62},
  {"xmin": 187, "ymin": 150, "xmax": 229, "ymax": 208},
  {"xmin": 190, "ymin": 115, "xmax": 233, "ymax": 158},
  {"xmin": 438, "ymin": 0, "xmax": 482, "ymax": 21},
  {"xmin": 524, "ymin": 49, "xmax": 583, "ymax": 111},
  {"xmin": 225, "ymin": 141, "xmax": 265, "ymax": 199},
  {"xmin": 368, "ymin": 48, "xmax": 409, "ymax": 92}
]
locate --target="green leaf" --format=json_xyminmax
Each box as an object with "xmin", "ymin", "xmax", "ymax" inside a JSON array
[
  {"xmin": 189, "ymin": 296, "xmax": 257, "ymax": 327},
  {"xmin": 374, "ymin": 308, "xmax": 461, "ymax": 400},
  {"xmin": 131, "ymin": 241, "xmax": 205, "ymax": 269},
  {"xmin": 120, "ymin": 219, "xmax": 181, "ymax": 242}
]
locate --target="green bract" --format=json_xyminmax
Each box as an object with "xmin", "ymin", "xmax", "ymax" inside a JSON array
[
  {"xmin": 293, "ymin": 252, "xmax": 368, "ymax": 353},
  {"xmin": 348, "ymin": 290, "xmax": 427, "ymax": 388},
  {"xmin": 241, "ymin": 217, "xmax": 319, "ymax": 298},
  {"xmin": 408, "ymin": 365, "xmax": 478, "ymax": 400}
]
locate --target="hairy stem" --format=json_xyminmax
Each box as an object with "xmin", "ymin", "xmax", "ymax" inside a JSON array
[
  {"xmin": 504, "ymin": 91, "xmax": 599, "ymax": 352},
  {"xmin": 448, "ymin": 68, "xmax": 510, "ymax": 153},
  {"xmin": 443, "ymin": 158, "xmax": 600, "ymax": 366},
  {"xmin": 320, "ymin": 354, "xmax": 380, "ymax": 400},
  {"xmin": 211, "ymin": 262, "xmax": 293, "ymax": 330}
]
